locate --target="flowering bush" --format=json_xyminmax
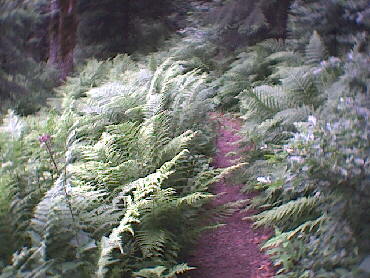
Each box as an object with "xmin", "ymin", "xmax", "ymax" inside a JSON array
[{"xmin": 248, "ymin": 48, "xmax": 370, "ymax": 277}]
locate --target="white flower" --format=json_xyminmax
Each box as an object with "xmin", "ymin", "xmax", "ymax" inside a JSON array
[
  {"xmin": 354, "ymin": 158, "xmax": 365, "ymax": 166},
  {"xmin": 328, "ymin": 57, "xmax": 341, "ymax": 64},
  {"xmin": 313, "ymin": 68, "xmax": 323, "ymax": 75},
  {"xmin": 137, "ymin": 69, "xmax": 152, "ymax": 81},
  {"xmin": 284, "ymin": 146, "xmax": 294, "ymax": 153},
  {"xmin": 290, "ymin": 156, "xmax": 304, "ymax": 163},
  {"xmin": 308, "ymin": 115, "xmax": 317, "ymax": 126},
  {"xmin": 356, "ymin": 13, "xmax": 364, "ymax": 24},
  {"xmin": 257, "ymin": 176, "xmax": 272, "ymax": 184},
  {"xmin": 1, "ymin": 161, "xmax": 13, "ymax": 168}
]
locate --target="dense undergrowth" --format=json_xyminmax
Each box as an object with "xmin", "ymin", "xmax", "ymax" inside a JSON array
[
  {"xmin": 0, "ymin": 0, "xmax": 58, "ymax": 115},
  {"xmin": 231, "ymin": 1, "xmax": 370, "ymax": 277},
  {"xmin": 1, "ymin": 0, "xmax": 369, "ymax": 277},
  {"xmin": 0, "ymin": 51, "xmax": 229, "ymax": 276},
  {"xmin": 238, "ymin": 37, "xmax": 370, "ymax": 278}
]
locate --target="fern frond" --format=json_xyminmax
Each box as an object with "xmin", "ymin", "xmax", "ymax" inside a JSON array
[
  {"xmin": 132, "ymin": 264, "xmax": 195, "ymax": 278},
  {"xmin": 0, "ymin": 247, "xmax": 52, "ymax": 278},
  {"xmin": 167, "ymin": 263, "xmax": 196, "ymax": 277},
  {"xmin": 133, "ymin": 265, "xmax": 167, "ymax": 278},
  {"xmin": 156, "ymin": 130, "xmax": 196, "ymax": 166},
  {"xmin": 96, "ymin": 150, "xmax": 189, "ymax": 277},
  {"xmin": 240, "ymin": 85, "xmax": 287, "ymax": 121},
  {"xmin": 148, "ymin": 58, "xmax": 181, "ymax": 96},
  {"xmin": 281, "ymin": 66, "xmax": 320, "ymax": 107},
  {"xmin": 266, "ymin": 51, "xmax": 302, "ymax": 65},
  {"xmin": 145, "ymin": 93, "xmax": 167, "ymax": 118},
  {"xmin": 176, "ymin": 192, "xmax": 213, "ymax": 207},
  {"xmin": 0, "ymin": 110, "xmax": 25, "ymax": 139},
  {"xmin": 189, "ymin": 168, "xmax": 223, "ymax": 192},
  {"xmin": 262, "ymin": 216, "xmax": 326, "ymax": 250},
  {"xmin": 273, "ymin": 105, "xmax": 312, "ymax": 126},
  {"xmin": 249, "ymin": 196, "xmax": 319, "ymax": 228},
  {"xmin": 107, "ymin": 54, "xmax": 137, "ymax": 81},
  {"xmin": 136, "ymin": 229, "xmax": 168, "ymax": 258},
  {"xmin": 305, "ymin": 31, "xmax": 327, "ymax": 65}
]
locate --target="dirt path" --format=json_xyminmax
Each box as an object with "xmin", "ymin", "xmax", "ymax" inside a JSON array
[{"xmin": 185, "ymin": 113, "xmax": 275, "ymax": 278}]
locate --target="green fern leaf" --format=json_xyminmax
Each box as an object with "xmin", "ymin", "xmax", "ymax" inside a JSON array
[
  {"xmin": 249, "ymin": 196, "xmax": 319, "ymax": 227},
  {"xmin": 305, "ymin": 31, "xmax": 327, "ymax": 65}
]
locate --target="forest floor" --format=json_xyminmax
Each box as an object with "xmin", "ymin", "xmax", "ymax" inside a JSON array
[{"xmin": 184, "ymin": 113, "xmax": 275, "ymax": 278}]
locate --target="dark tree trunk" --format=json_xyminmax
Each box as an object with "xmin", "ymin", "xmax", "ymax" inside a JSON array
[
  {"xmin": 264, "ymin": 0, "xmax": 293, "ymax": 40},
  {"xmin": 48, "ymin": 0, "xmax": 77, "ymax": 80}
]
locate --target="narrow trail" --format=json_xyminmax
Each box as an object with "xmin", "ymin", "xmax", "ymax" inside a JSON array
[{"xmin": 186, "ymin": 113, "xmax": 275, "ymax": 278}]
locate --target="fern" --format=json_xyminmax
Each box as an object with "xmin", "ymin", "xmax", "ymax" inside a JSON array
[
  {"xmin": 156, "ymin": 130, "xmax": 197, "ymax": 166},
  {"xmin": 282, "ymin": 66, "xmax": 320, "ymax": 107},
  {"xmin": 305, "ymin": 31, "xmax": 327, "ymax": 65},
  {"xmin": 26, "ymin": 174, "xmax": 113, "ymax": 276},
  {"xmin": 0, "ymin": 51, "xmax": 218, "ymax": 277},
  {"xmin": 145, "ymin": 60, "xmax": 213, "ymax": 133},
  {"xmin": 287, "ymin": 0, "xmax": 370, "ymax": 56},
  {"xmin": 0, "ymin": 247, "xmax": 52, "ymax": 278},
  {"xmin": 230, "ymin": 3, "xmax": 370, "ymax": 278},
  {"xmin": 262, "ymin": 216, "xmax": 325, "ymax": 252},
  {"xmin": 273, "ymin": 106, "xmax": 312, "ymax": 126},
  {"xmin": 241, "ymin": 85, "xmax": 287, "ymax": 120},
  {"xmin": 216, "ymin": 39, "xmax": 285, "ymax": 110},
  {"xmin": 95, "ymin": 150, "xmax": 214, "ymax": 277},
  {"xmin": 0, "ymin": 110, "xmax": 25, "ymax": 139},
  {"xmin": 249, "ymin": 196, "xmax": 319, "ymax": 228},
  {"xmin": 132, "ymin": 264, "xmax": 195, "ymax": 278}
]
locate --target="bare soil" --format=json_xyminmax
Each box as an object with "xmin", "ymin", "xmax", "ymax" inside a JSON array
[{"xmin": 184, "ymin": 113, "xmax": 275, "ymax": 278}]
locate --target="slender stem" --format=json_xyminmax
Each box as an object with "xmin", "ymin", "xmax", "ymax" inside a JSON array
[
  {"xmin": 62, "ymin": 165, "xmax": 80, "ymax": 246},
  {"xmin": 45, "ymin": 142, "xmax": 59, "ymax": 173},
  {"xmin": 44, "ymin": 141, "xmax": 79, "ymax": 245}
]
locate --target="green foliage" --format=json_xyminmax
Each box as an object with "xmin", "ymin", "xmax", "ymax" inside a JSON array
[
  {"xmin": 95, "ymin": 151, "xmax": 214, "ymax": 277},
  {"xmin": 237, "ymin": 25, "xmax": 369, "ymax": 278},
  {"xmin": 207, "ymin": 0, "xmax": 291, "ymax": 50},
  {"xmin": 0, "ymin": 0, "xmax": 57, "ymax": 115},
  {"xmin": 75, "ymin": 0, "xmax": 188, "ymax": 61},
  {"xmin": 1, "ymin": 1, "xmax": 369, "ymax": 277},
  {"xmin": 305, "ymin": 31, "xmax": 328, "ymax": 65},
  {"xmin": 288, "ymin": 0, "xmax": 370, "ymax": 55},
  {"xmin": 0, "ymin": 50, "xmax": 220, "ymax": 277},
  {"xmin": 215, "ymin": 39, "xmax": 285, "ymax": 110},
  {"xmin": 132, "ymin": 264, "xmax": 195, "ymax": 278},
  {"xmin": 172, "ymin": 28, "xmax": 219, "ymax": 72},
  {"xmin": 250, "ymin": 196, "xmax": 319, "ymax": 229},
  {"xmin": 0, "ymin": 112, "xmax": 65, "ymax": 269},
  {"xmin": 235, "ymin": 31, "xmax": 343, "ymax": 147}
]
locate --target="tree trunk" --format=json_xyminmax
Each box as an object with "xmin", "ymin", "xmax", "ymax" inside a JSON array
[
  {"xmin": 264, "ymin": 0, "xmax": 293, "ymax": 40},
  {"xmin": 48, "ymin": 0, "xmax": 77, "ymax": 80}
]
